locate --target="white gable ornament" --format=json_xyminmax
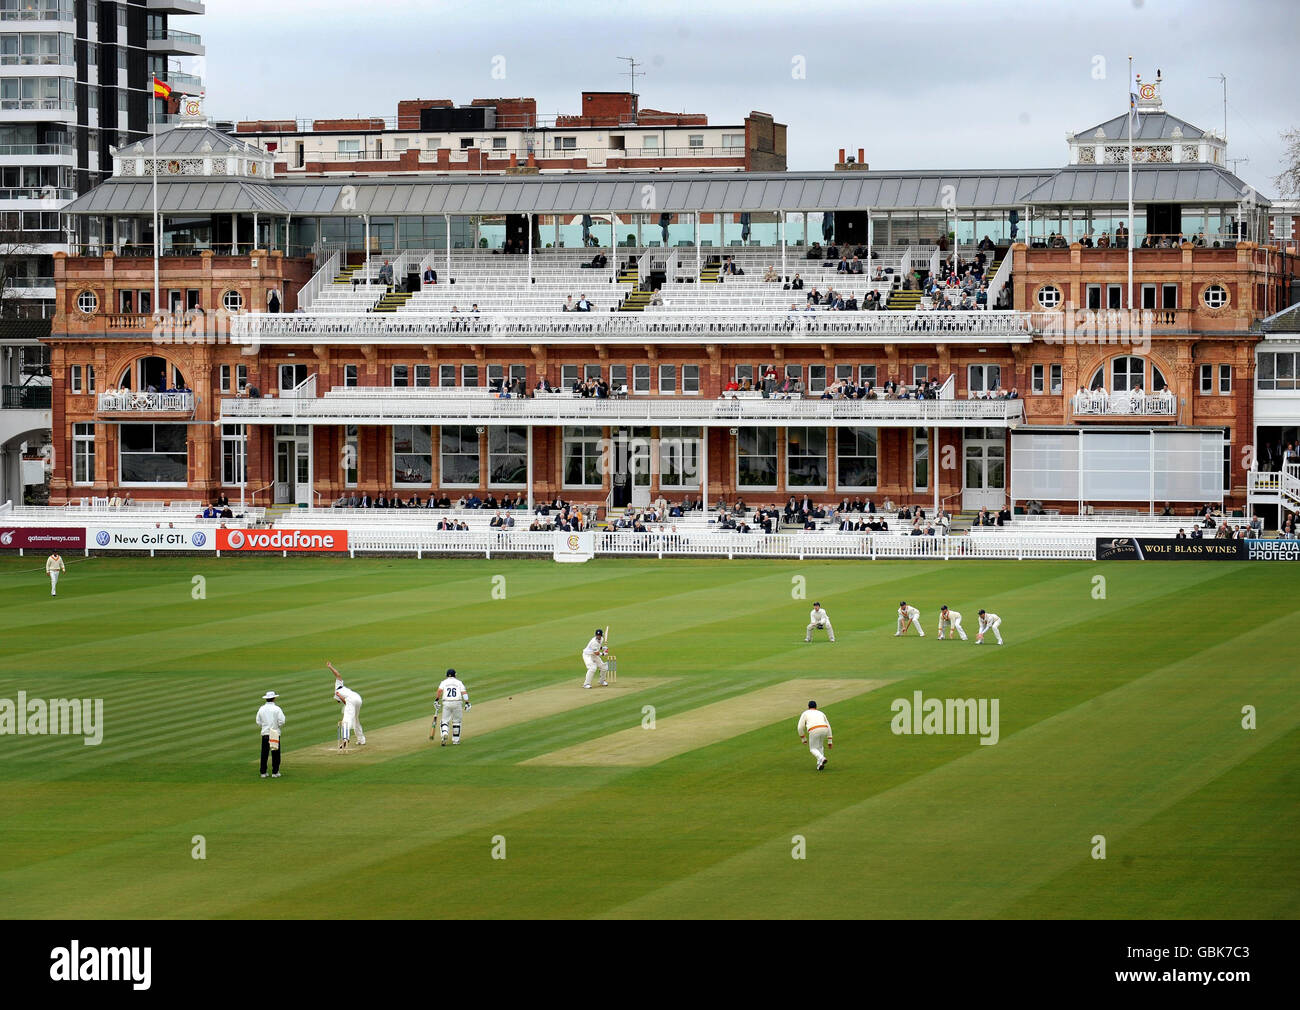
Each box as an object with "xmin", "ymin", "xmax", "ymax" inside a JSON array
[{"xmin": 178, "ymin": 95, "xmax": 207, "ymax": 124}]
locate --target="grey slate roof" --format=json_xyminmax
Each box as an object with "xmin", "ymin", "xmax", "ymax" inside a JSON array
[
  {"xmin": 114, "ymin": 125, "xmax": 264, "ymax": 158},
  {"xmin": 1073, "ymin": 111, "xmax": 1208, "ymax": 143},
  {"xmin": 1020, "ymin": 164, "xmax": 1265, "ymax": 206},
  {"xmin": 65, "ymin": 179, "xmax": 291, "ymax": 215}
]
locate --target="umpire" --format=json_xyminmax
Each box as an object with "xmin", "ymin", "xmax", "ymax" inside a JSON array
[{"xmin": 256, "ymin": 690, "xmax": 286, "ymax": 778}]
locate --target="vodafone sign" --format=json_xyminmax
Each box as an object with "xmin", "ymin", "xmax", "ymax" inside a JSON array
[{"xmin": 216, "ymin": 528, "xmax": 349, "ymax": 552}]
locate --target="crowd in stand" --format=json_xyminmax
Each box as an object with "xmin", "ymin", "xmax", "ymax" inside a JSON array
[
  {"xmin": 922, "ymin": 252, "xmax": 993, "ymax": 310},
  {"xmin": 1040, "ymin": 226, "xmax": 1214, "ymax": 250},
  {"xmin": 332, "ymin": 492, "xmax": 529, "ymax": 509}
]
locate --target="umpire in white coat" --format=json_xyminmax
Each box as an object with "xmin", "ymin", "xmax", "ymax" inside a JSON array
[{"xmin": 256, "ymin": 691, "xmax": 286, "ymax": 778}]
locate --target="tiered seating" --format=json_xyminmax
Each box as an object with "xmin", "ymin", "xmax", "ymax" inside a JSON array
[
  {"xmin": 3, "ymin": 502, "xmax": 263, "ymax": 525},
  {"xmin": 970, "ymin": 514, "xmax": 1230, "ymax": 536}
]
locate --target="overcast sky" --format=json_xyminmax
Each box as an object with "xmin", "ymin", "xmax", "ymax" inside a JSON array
[{"xmin": 194, "ymin": 0, "xmax": 1297, "ymax": 196}]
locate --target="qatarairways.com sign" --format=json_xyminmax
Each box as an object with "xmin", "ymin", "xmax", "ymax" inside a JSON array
[{"xmin": 216, "ymin": 528, "xmax": 348, "ymax": 552}]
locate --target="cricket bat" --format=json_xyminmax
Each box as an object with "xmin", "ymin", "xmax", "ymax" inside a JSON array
[{"xmin": 604, "ymin": 625, "xmax": 616, "ymax": 682}]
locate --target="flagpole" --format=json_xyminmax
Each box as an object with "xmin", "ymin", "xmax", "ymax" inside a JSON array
[
  {"xmin": 151, "ymin": 85, "xmax": 160, "ymax": 316},
  {"xmin": 1127, "ymin": 56, "xmax": 1134, "ymax": 317}
]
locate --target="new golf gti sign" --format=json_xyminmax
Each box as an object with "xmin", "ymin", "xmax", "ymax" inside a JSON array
[
  {"xmin": 88, "ymin": 527, "xmax": 215, "ymax": 551},
  {"xmin": 215, "ymin": 528, "xmax": 349, "ymax": 552}
]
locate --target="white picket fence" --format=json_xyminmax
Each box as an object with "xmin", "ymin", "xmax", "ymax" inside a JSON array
[{"xmin": 339, "ymin": 530, "xmax": 1097, "ymax": 560}]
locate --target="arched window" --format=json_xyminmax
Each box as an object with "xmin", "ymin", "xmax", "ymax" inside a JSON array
[
  {"xmin": 1112, "ymin": 356, "xmax": 1145, "ymax": 392},
  {"xmin": 119, "ymin": 356, "xmax": 185, "ymax": 392}
]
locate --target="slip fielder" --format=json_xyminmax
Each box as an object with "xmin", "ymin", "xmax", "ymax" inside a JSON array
[
  {"xmin": 797, "ymin": 700, "xmax": 833, "ymax": 771},
  {"xmin": 581, "ymin": 628, "xmax": 609, "ymax": 689},
  {"xmin": 938, "ymin": 605, "xmax": 967, "ymax": 641},
  {"xmin": 431, "ymin": 668, "xmax": 470, "ymax": 746},
  {"xmin": 896, "ymin": 601, "xmax": 924, "ymax": 637},
  {"xmin": 805, "ymin": 601, "xmax": 835, "ymax": 643},
  {"xmin": 326, "ymin": 661, "xmax": 366, "ymax": 748},
  {"xmin": 976, "ymin": 609, "xmax": 1004, "ymax": 645},
  {"xmin": 46, "ymin": 552, "xmax": 65, "ymax": 597}
]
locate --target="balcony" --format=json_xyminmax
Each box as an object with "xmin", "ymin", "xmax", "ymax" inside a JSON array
[
  {"xmin": 164, "ymin": 71, "xmax": 204, "ymax": 95},
  {"xmin": 228, "ymin": 310, "xmax": 1044, "ymax": 347},
  {"xmin": 97, "ymin": 391, "xmax": 194, "ymax": 415},
  {"xmin": 1069, "ymin": 392, "xmax": 1177, "ymax": 418},
  {"xmin": 3, "ymin": 384, "xmax": 51, "ymax": 410},
  {"xmin": 147, "ymin": 28, "xmax": 204, "ymax": 56},
  {"xmin": 147, "ymin": 0, "xmax": 206, "ymax": 13},
  {"xmin": 0, "ymin": 143, "xmax": 75, "ymax": 163},
  {"xmin": 220, "ymin": 388, "xmax": 1026, "ymax": 429}
]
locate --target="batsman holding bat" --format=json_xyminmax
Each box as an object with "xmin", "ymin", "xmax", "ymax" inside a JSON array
[
  {"xmin": 431, "ymin": 668, "xmax": 469, "ymax": 746},
  {"xmin": 895, "ymin": 601, "xmax": 924, "ymax": 637},
  {"xmin": 581, "ymin": 627, "xmax": 611, "ymax": 689}
]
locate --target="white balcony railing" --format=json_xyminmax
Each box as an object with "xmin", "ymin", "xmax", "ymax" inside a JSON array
[
  {"xmin": 1070, "ymin": 392, "xmax": 1177, "ymax": 416},
  {"xmin": 228, "ymin": 310, "xmax": 1042, "ymax": 346},
  {"xmin": 97, "ymin": 391, "xmax": 194, "ymax": 412},
  {"xmin": 221, "ymin": 391, "xmax": 1026, "ymax": 426}
]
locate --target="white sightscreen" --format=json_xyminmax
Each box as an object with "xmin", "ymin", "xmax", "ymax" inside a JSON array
[
  {"xmin": 1012, "ymin": 430, "xmax": 1224, "ymax": 504},
  {"xmin": 1010, "ymin": 431, "xmax": 1080, "ymax": 500}
]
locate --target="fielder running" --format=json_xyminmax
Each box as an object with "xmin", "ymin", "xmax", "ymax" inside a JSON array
[
  {"xmin": 326, "ymin": 661, "xmax": 366, "ymax": 747},
  {"xmin": 976, "ymin": 609, "xmax": 1003, "ymax": 645},
  {"xmin": 797, "ymin": 700, "xmax": 833, "ymax": 771},
  {"xmin": 582, "ymin": 628, "xmax": 609, "ymax": 689},
  {"xmin": 896, "ymin": 601, "xmax": 924, "ymax": 637},
  {"xmin": 46, "ymin": 552, "xmax": 65, "ymax": 597},
  {"xmin": 431, "ymin": 668, "xmax": 470, "ymax": 746},
  {"xmin": 805, "ymin": 602, "xmax": 835, "ymax": 643},
  {"xmin": 938, "ymin": 605, "xmax": 967, "ymax": 641}
]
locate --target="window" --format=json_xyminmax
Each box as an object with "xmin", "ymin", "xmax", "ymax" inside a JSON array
[
  {"xmin": 488, "ymin": 426, "xmax": 527, "ymax": 486},
  {"xmin": 491, "ymin": 136, "xmax": 506, "ymax": 149},
  {"xmin": 809, "ymin": 364, "xmax": 827, "ymax": 393},
  {"xmin": 220, "ymin": 364, "xmax": 247, "ymax": 393},
  {"xmin": 610, "ymin": 364, "xmax": 627, "ymax": 392},
  {"xmin": 1141, "ymin": 284, "xmax": 1157, "ymax": 310},
  {"xmin": 415, "ymin": 364, "xmax": 432, "ymax": 387},
  {"xmin": 633, "ymin": 364, "xmax": 650, "ymax": 394},
  {"xmin": 119, "ymin": 289, "xmax": 133, "ymax": 313},
  {"xmin": 1112, "ymin": 356, "xmax": 1145, "ymax": 392},
  {"xmin": 682, "ymin": 364, "xmax": 699, "ymax": 394},
  {"xmin": 425, "ymin": 137, "xmax": 441, "ymax": 150},
  {"xmin": 69, "ymin": 364, "xmax": 83, "ymax": 393},
  {"xmin": 1032, "ymin": 364, "xmax": 1045, "ymax": 394},
  {"xmin": 343, "ymin": 425, "xmax": 357, "ymax": 486},
  {"xmin": 1256, "ymin": 352, "xmax": 1296, "ymax": 391},
  {"xmin": 1107, "ymin": 284, "xmax": 1123, "ymax": 309},
  {"xmin": 658, "ymin": 364, "xmax": 676, "ymax": 394},
  {"xmin": 392, "ymin": 364, "xmax": 409, "ymax": 387},
  {"xmin": 859, "ymin": 364, "xmax": 877, "ymax": 387},
  {"xmin": 337, "ymin": 139, "xmax": 361, "ymax": 154},
  {"xmin": 1050, "ymin": 364, "xmax": 1062, "ymax": 394},
  {"xmin": 658, "ymin": 426, "xmax": 700, "ymax": 489},
  {"xmin": 394, "ymin": 139, "xmax": 409, "ymax": 152},
  {"xmin": 1203, "ymin": 284, "xmax": 1228, "ymax": 309},
  {"xmin": 786, "ymin": 428, "xmax": 827, "ymax": 489},
  {"xmin": 119, "ymin": 423, "xmax": 187, "ymax": 484},
  {"xmin": 721, "ymin": 134, "xmax": 745, "ymax": 149},
  {"xmin": 222, "ymin": 289, "xmax": 244, "ymax": 312},
  {"xmin": 913, "ymin": 364, "xmax": 929, "ymax": 385},
  {"xmin": 76, "ymin": 289, "xmax": 97, "ymax": 314},
  {"xmin": 1162, "ymin": 284, "xmax": 1178, "ymax": 310},
  {"xmin": 835, "ymin": 365, "xmax": 854, "ymax": 384},
  {"xmin": 221, "ymin": 424, "xmax": 246, "ymax": 486},
  {"xmin": 187, "ymin": 290, "xmax": 201, "ymax": 311},
  {"xmin": 913, "ymin": 428, "xmax": 930, "ymax": 491},
  {"xmin": 439, "ymin": 364, "xmax": 455, "ymax": 387},
  {"xmin": 563, "ymin": 426, "xmax": 604, "ymax": 487},
  {"xmin": 968, "ymin": 364, "xmax": 1001, "ymax": 394},
  {"xmin": 556, "ymin": 136, "xmax": 577, "ymax": 150},
  {"xmin": 642, "ymin": 135, "xmax": 659, "ymax": 150},
  {"xmin": 837, "ymin": 427, "xmax": 878, "ymax": 489},
  {"xmin": 737, "ymin": 427, "xmax": 777, "ymax": 488},
  {"xmin": 584, "ymin": 364, "xmax": 601, "ymax": 382},
  {"xmin": 562, "ymin": 365, "xmax": 578, "ymax": 389},
  {"xmin": 1035, "ymin": 284, "xmax": 1062, "ymax": 309},
  {"xmin": 343, "ymin": 364, "xmax": 358, "ymax": 387},
  {"xmin": 73, "ymin": 423, "xmax": 94, "ymax": 484},
  {"xmin": 462, "ymin": 364, "xmax": 479, "ymax": 387},
  {"xmin": 735, "ymin": 364, "xmax": 754, "ymax": 385},
  {"xmin": 688, "ymin": 135, "xmax": 704, "ymax": 148},
  {"xmin": 1219, "ymin": 364, "xmax": 1232, "ymax": 394},
  {"xmin": 395, "ymin": 425, "xmax": 434, "ymax": 485}
]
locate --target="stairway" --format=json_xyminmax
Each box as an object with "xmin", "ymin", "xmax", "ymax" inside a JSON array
[
  {"xmin": 372, "ymin": 290, "xmax": 413, "ymax": 313},
  {"xmin": 617, "ymin": 264, "xmax": 639, "ymax": 284},
  {"xmin": 263, "ymin": 503, "xmax": 297, "ymax": 525},
  {"xmin": 619, "ymin": 288, "xmax": 652, "ymax": 312},
  {"xmin": 332, "ymin": 264, "xmax": 361, "ymax": 285},
  {"xmin": 699, "ymin": 259, "xmax": 721, "ymax": 283},
  {"xmin": 887, "ymin": 286, "xmax": 923, "ymax": 310}
]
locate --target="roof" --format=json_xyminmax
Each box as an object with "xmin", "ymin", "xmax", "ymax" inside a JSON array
[
  {"xmin": 65, "ymin": 179, "xmax": 291, "ymax": 215},
  {"xmin": 1261, "ymin": 302, "xmax": 1300, "ymax": 334},
  {"xmin": 1073, "ymin": 111, "xmax": 1209, "ymax": 143},
  {"xmin": 1020, "ymin": 164, "xmax": 1265, "ymax": 206},
  {"xmin": 114, "ymin": 125, "xmax": 264, "ymax": 158}
]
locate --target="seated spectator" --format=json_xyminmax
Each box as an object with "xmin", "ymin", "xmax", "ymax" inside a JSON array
[{"xmin": 763, "ymin": 264, "xmax": 779, "ymax": 282}]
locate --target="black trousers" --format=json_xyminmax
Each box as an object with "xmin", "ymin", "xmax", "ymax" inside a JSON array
[{"xmin": 260, "ymin": 735, "xmax": 281, "ymax": 775}]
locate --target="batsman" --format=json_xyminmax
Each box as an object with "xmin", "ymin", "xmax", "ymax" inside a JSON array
[
  {"xmin": 431, "ymin": 668, "xmax": 470, "ymax": 746},
  {"xmin": 581, "ymin": 627, "xmax": 612, "ymax": 689}
]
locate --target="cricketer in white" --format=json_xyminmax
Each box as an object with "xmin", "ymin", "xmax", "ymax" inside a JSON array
[
  {"xmin": 797, "ymin": 700, "xmax": 833, "ymax": 771},
  {"xmin": 805, "ymin": 602, "xmax": 835, "ymax": 643},
  {"xmin": 435, "ymin": 669, "xmax": 469, "ymax": 745},
  {"xmin": 581, "ymin": 628, "xmax": 608, "ymax": 689}
]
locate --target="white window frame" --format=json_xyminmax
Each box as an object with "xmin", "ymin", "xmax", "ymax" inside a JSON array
[
  {"xmin": 835, "ymin": 426, "xmax": 878, "ymax": 491},
  {"xmin": 391, "ymin": 364, "xmax": 409, "ymax": 387},
  {"xmin": 487, "ymin": 425, "xmax": 527, "ymax": 488},
  {"xmin": 657, "ymin": 426, "xmax": 701, "ymax": 489},
  {"xmin": 343, "ymin": 364, "xmax": 358, "ymax": 387},
  {"xmin": 736, "ymin": 427, "xmax": 778, "ymax": 491},
  {"xmin": 562, "ymin": 425, "xmax": 605, "ymax": 489},
  {"xmin": 343, "ymin": 424, "xmax": 358, "ymax": 487},
  {"xmin": 462, "ymin": 364, "xmax": 479, "ymax": 387},
  {"xmin": 415, "ymin": 364, "xmax": 432, "ymax": 387},
  {"xmin": 786, "ymin": 427, "xmax": 828, "ymax": 490},
  {"xmin": 1218, "ymin": 364, "xmax": 1232, "ymax": 395},
  {"xmin": 659, "ymin": 364, "xmax": 676, "ymax": 394},
  {"xmin": 69, "ymin": 363, "xmax": 82, "ymax": 393},
  {"xmin": 72, "ymin": 422, "xmax": 94, "ymax": 485},
  {"xmin": 221, "ymin": 423, "xmax": 247, "ymax": 486},
  {"xmin": 633, "ymin": 364, "xmax": 650, "ymax": 395},
  {"xmin": 439, "ymin": 364, "xmax": 456, "ymax": 387},
  {"xmin": 913, "ymin": 428, "xmax": 930, "ymax": 492},
  {"xmin": 682, "ymin": 364, "xmax": 700, "ymax": 395},
  {"xmin": 394, "ymin": 424, "xmax": 436, "ymax": 487},
  {"xmin": 1031, "ymin": 363, "xmax": 1045, "ymax": 395},
  {"xmin": 809, "ymin": 364, "xmax": 827, "ymax": 393}
]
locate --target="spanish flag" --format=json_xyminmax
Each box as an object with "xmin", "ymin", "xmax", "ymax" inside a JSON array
[{"xmin": 152, "ymin": 77, "xmax": 172, "ymax": 100}]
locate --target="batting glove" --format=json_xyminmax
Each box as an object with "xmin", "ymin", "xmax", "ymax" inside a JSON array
[{"xmin": 464, "ymin": 701, "xmax": 471, "ymax": 711}]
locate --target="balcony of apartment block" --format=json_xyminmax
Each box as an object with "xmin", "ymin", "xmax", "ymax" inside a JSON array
[
  {"xmin": 164, "ymin": 70, "xmax": 204, "ymax": 96},
  {"xmin": 147, "ymin": 0, "xmax": 207, "ymax": 14},
  {"xmin": 0, "ymin": 185, "xmax": 74, "ymax": 206},
  {"xmin": 0, "ymin": 142, "xmax": 76, "ymax": 166},
  {"xmin": 96, "ymin": 390, "xmax": 195, "ymax": 419},
  {"xmin": 0, "ymin": 97, "xmax": 75, "ymax": 124},
  {"xmin": 2, "ymin": 384, "xmax": 51, "ymax": 410},
  {"xmin": 3, "ymin": 276, "xmax": 55, "ymax": 299},
  {"xmin": 0, "ymin": 7, "xmax": 74, "ymax": 29},
  {"xmin": 147, "ymin": 28, "xmax": 205, "ymax": 57}
]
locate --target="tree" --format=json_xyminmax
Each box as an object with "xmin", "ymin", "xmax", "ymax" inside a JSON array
[{"xmin": 1275, "ymin": 127, "xmax": 1300, "ymax": 199}]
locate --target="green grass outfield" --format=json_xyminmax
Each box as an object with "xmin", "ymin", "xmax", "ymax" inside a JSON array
[{"xmin": 0, "ymin": 554, "xmax": 1297, "ymax": 920}]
